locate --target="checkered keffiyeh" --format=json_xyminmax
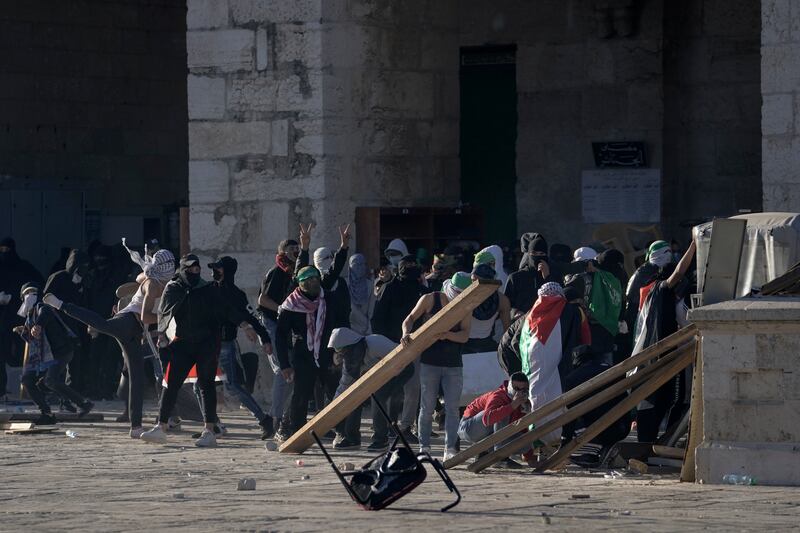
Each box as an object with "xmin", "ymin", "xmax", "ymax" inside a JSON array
[
  {"xmin": 144, "ymin": 249, "xmax": 176, "ymax": 282},
  {"xmin": 537, "ymin": 281, "xmax": 564, "ymax": 298}
]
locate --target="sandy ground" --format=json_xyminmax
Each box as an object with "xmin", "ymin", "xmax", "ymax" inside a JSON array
[{"xmin": 1, "ymin": 401, "xmax": 798, "ymax": 532}]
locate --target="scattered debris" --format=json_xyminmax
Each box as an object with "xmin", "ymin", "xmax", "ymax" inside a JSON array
[
  {"xmin": 173, "ymin": 492, "xmax": 184, "ymax": 499},
  {"xmin": 237, "ymin": 478, "xmax": 257, "ymax": 491},
  {"xmin": 570, "ymin": 494, "xmax": 591, "ymax": 500},
  {"xmin": 300, "ymin": 475, "xmax": 310, "ymax": 481},
  {"xmin": 628, "ymin": 459, "xmax": 648, "ymax": 474},
  {"xmin": 264, "ymin": 441, "xmax": 278, "ymax": 451},
  {"xmin": 295, "ymin": 459, "xmax": 305, "ymax": 467},
  {"xmin": 65, "ymin": 430, "xmax": 78, "ymax": 439},
  {"xmin": 338, "ymin": 462, "xmax": 355, "ymax": 471}
]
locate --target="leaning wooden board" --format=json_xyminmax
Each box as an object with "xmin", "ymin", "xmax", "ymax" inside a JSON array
[{"xmin": 279, "ymin": 279, "xmax": 501, "ymax": 454}]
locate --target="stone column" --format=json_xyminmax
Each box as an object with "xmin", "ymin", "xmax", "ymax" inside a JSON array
[
  {"xmin": 689, "ymin": 298, "xmax": 800, "ymax": 485},
  {"xmin": 762, "ymin": 0, "xmax": 800, "ymax": 210}
]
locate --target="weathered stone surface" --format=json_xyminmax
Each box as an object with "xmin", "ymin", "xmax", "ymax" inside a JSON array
[
  {"xmin": 761, "ymin": 43, "xmax": 800, "ymax": 94},
  {"xmin": 189, "ymin": 204, "xmax": 238, "ymax": 250},
  {"xmin": 189, "ymin": 121, "xmax": 271, "ymax": 159},
  {"xmin": 189, "ymin": 160, "xmax": 230, "ymax": 204},
  {"xmin": 187, "ymin": 29, "xmax": 254, "ymax": 72},
  {"xmin": 187, "ymin": 75, "xmax": 226, "ymax": 119},
  {"xmin": 187, "ymin": 0, "xmax": 229, "ymax": 30},
  {"xmin": 229, "ymin": 0, "xmax": 321, "ymax": 25}
]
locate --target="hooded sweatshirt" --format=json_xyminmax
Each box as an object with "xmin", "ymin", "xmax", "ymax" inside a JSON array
[
  {"xmin": 463, "ymin": 380, "xmax": 527, "ymax": 427},
  {"xmin": 0, "ymin": 237, "xmax": 44, "ymax": 334},
  {"xmin": 478, "ymin": 245, "xmax": 508, "ymax": 292},
  {"xmin": 505, "ymin": 234, "xmax": 556, "ymax": 316},
  {"xmin": 44, "ymin": 249, "xmax": 89, "ymax": 305},
  {"xmin": 213, "ymin": 257, "xmax": 270, "ymax": 343}
]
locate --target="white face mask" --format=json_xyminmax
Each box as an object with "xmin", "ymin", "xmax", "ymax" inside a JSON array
[
  {"xmin": 72, "ymin": 273, "xmax": 82, "ymax": 284},
  {"xmin": 315, "ymin": 257, "xmax": 333, "ymax": 272},
  {"xmin": 17, "ymin": 293, "xmax": 37, "ymax": 317},
  {"xmin": 387, "ymin": 254, "xmax": 402, "ymax": 268}
]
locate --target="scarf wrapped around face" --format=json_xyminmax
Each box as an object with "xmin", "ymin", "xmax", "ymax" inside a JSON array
[
  {"xmin": 144, "ymin": 249, "xmax": 176, "ymax": 283},
  {"xmin": 348, "ymin": 254, "xmax": 370, "ymax": 307},
  {"xmin": 275, "ymin": 253, "xmax": 295, "ymax": 273},
  {"xmin": 280, "ymin": 287, "xmax": 327, "ymax": 367}
]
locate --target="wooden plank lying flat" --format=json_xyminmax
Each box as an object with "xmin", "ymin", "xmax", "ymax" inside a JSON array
[
  {"xmin": 534, "ymin": 347, "xmax": 696, "ymax": 472},
  {"xmin": 653, "ymin": 445, "xmax": 686, "ymax": 460},
  {"xmin": 467, "ymin": 341, "xmax": 695, "ymax": 473},
  {"xmin": 444, "ymin": 325, "xmax": 698, "ymax": 469},
  {"xmin": 0, "ymin": 422, "xmax": 34, "ymax": 431},
  {"xmin": 279, "ymin": 279, "xmax": 501, "ymax": 454},
  {"xmin": 5, "ymin": 425, "xmax": 58, "ymax": 435},
  {"xmin": 0, "ymin": 412, "xmax": 105, "ymax": 423}
]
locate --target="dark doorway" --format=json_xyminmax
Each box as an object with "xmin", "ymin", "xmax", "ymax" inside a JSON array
[{"xmin": 460, "ymin": 45, "xmax": 518, "ymax": 246}]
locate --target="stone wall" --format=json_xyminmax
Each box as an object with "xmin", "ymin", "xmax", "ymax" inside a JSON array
[
  {"xmin": 458, "ymin": 0, "xmax": 665, "ymax": 247},
  {"xmin": 0, "ymin": 0, "xmax": 188, "ymax": 214},
  {"xmin": 663, "ymin": 0, "xmax": 762, "ymax": 241},
  {"xmin": 761, "ymin": 0, "xmax": 800, "ymax": 211}
]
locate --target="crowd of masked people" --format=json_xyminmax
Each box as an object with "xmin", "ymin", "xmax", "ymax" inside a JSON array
[{"xmin": 1, "ymin": 225, "xmax": 696, "ymax": 464}]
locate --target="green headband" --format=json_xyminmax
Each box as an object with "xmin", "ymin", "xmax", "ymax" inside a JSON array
[
  {"xmin": 473, "ymin": 250, "xmax": 495, "ymax": 266},
  {"xmin": 296, "ymin": 266, "xmax": 321, "ymax": 282},
  {"xmin": 451, "ymin": 271, "xmax": 472, "ymax": 291},
  {"xmin": 646, "ymin": 240, "xmax": 669, "ymax": 260}
]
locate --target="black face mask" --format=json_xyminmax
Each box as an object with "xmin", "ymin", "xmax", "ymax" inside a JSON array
[
  {"xmin": 212, "ymin": 270, "xmax": 223, "ymax": 282},
  {"xmin": 181, "ymin": 271, "xmax": 201, "ymax": 287},
  {"xmin": 398, "ymin": 265, "xmax": 421, "ymax": 281},
  {"xmin": 0, "ymin": 251, "xmax": 11, "ymax": 265}
]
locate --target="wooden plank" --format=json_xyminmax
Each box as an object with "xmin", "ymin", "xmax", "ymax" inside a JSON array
[
  {"xmin": 0, "ymin": 422, "xmax": 34, "ymax": 431},
  {"xmin": 0, "ymin": 412, "xmax": 105, "ymax": 423},
  {"xmin": 467, "ymin": 342, "xmax": 695, "ymax": 473},
  {"xmin": 279, "ymin": 279, "xmax": 502, "ymax": 454},
  {"xmin": 5, "ymin": 425, "xmax": 58, "ymax": 435},
  {"xmin": 534, "ymin": 347, "xmax": 696, "ymax": 472},
  {"xmin": 681, "ymin": 340, "xmax": 704, "ymax": 482},
  {"xmin": 444, "ymin": 325, "xmax": 697, "ymax": 468},
  {"xmin": 653, "ymin": 445, "xmax": 685, "ymax": 460}
]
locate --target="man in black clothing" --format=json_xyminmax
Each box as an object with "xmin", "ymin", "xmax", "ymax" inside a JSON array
[
  {"xmin": 505, "ymin": 233, "xmax": 557, "ymax": 318},
  {"xmin": 0, "ymin": 237, "xmax": 43, "ymax": 397},
  {"xmin": 371, "ymin": 255, "xmax": 430, "ymax": 441},
  {"xmin": 43, "ymin": 249, "xmax": 90, "ymax": 404},
  {"xmin": 140, "ymin": 254, "xmax": 270, "ymax": 447},
  {"xmin": 258, "ymin": 236, "xmax": 301, "ymax": 422},
  {"xmin": 198, "ymin": 256, "xmax": 275, "ymax": 440}
]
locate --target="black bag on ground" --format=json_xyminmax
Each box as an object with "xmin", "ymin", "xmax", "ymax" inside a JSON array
[{"xmin": 312, "ymin": 394, "xmax": 461, "ymax": 512}]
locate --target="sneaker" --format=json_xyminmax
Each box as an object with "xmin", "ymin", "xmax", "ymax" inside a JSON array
[
  {"xmin": 495, "ymin": 458, "xmax": 526, "ymax": 470},
  {"xmin": 399, "ymin": 427, "xmax": 419, "ymax": 445},
  {"xmin": 78, "ymin": 400, "xmax": 94, "ymax": 417},
  {"xmin": 59, "ymin": 400, "xmax": 77, "ymax": 414},
  {"xmin": 34, "ymin": 413, "xmax": 57, "ymax": 426},
  {"xmin": 419, "ymin": 446, "xmax": 432, "ymax": 455},
  {"xmin": 332, "ymin": 432, "xmax": 345, "ymax": 447},
  {"xmin": 129, "ymin": 427, "xmax": 145, "ymax": 439},
  {"xmin": 194, "ymin": 429, "xmax": 217, "ymax": 447},
  {"xmin": 274, "ymin": 428, "xmax": 291, "ymax": 444},
  {"xmin": 191, "ymin": 424, "xmax": 224, "ymax": 439},
  {"xmin": 140, "ymin": 425, "xmax": 168, "ymax": 444},
  {"xmin": 367, "ymin": 440, "xmax": 389, "ymax": 452},
  {"xmin": 334, "ymin": 438, "xmax": 361, "ymax": 450},
  {"xmin": 167, "ymin": 416, "xmax": 182, "ymax": 432},
  {"xmin": 115, "ymin": 412, "xmax": 130, "ymax": 423},
  {"xmin": 259, "ymin": 416, "xmax": 275, "ymax": 440},
  {"xmin": 443, "ymin": 448, "xmax": 458, "ymax": 462},
  {"xmin": 42, "ymin": 293, "xmax": 63, "ymax": 309}
]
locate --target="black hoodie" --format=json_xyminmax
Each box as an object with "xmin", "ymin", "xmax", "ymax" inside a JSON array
[
  {"xmin": 0, "ymin": 237, "xmax": 44, "ymax": 333},
  {"xmin": 44, "ymin": 249, "xmax": 89, "ymax": 305},
  {"xmin": 211, "ymin": 257, "xmax": 271, "ymax": 343}
]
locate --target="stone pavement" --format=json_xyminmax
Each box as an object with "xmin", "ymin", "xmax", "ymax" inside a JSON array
[{"xmin": 1, "ymin": 401, "xmax": 798, "ymax": 532}]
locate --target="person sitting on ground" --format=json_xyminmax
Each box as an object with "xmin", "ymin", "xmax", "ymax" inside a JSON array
[
  {"xmin": 327, "ymin": 327, "xmax": 413, "ymax": 451},
  {"xmin": 458, "ymin": 372, "xmax": 536, "ymax": 469}
]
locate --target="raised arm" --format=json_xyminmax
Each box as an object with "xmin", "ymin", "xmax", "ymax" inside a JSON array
[{"xmin": 666, "ymin": 240, "xmax": 697, "ymax": 289}]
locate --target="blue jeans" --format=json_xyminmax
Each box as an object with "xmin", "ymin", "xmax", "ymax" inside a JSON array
[
  {"xmin": 457, "ymin": 410, "xmax": 521, "ymax": 452},
  {"xmin": 194, "ymin": 340, "xmax": 266, "ymax": 422},
  {"xmin": 417, "ymin": 363, "xmax": 463, "ymax": 450},
  {"xmin": 262, "ymin": 317, "xmax": 291, "ymax": 420}
]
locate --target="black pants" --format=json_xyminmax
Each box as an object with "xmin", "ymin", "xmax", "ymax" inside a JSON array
[
  {"xmin": 158, "ymin": 338, "xmax": 219, "ymax": 424},
  {"xmin": 0, "ymin": 328, "xmax": 24, "ymax": 396},
  {"xmin": 60, "ymin": 304, "xmax": 145, "ymax": 427},
  {"xmin": 636, "ymin": 373, "xmax": 685, "ymax": 442},
  {"xmin": 281, "ymin": 354, "xmax": 322, "ymax": 435},
  {"xmin": 563, "ymin": 360, "xmax": 631, "ymax": 447},
  {"xmin": 22, "ymin": 355, "xmax": 86, "ymax": 411}
]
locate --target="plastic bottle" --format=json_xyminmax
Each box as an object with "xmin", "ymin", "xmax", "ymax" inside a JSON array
[
  {"xmin": 65, "ymin": 430, "xmax": 78, "ymax": 439},
  {"xmin": 722, "ymin": 474, "xmax": 756, "ymax": 485}
]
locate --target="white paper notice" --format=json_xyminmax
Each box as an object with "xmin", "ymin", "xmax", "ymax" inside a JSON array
[{"xmin": 582, "ymin": 169, "xmax": 661, "ymax": 223}]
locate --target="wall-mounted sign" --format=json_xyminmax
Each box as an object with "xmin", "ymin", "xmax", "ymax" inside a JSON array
[
  {"xmin": 582, "ymin": 168, "xmax": 660, "ymax": 223},
  {"xmin": 592, "ymin": 141, "xmax": 647, "ymax": 168}
]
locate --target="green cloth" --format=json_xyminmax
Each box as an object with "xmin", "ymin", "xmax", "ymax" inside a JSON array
[
  {"xmin": 645, "ymin": 240, "xmax": 669, "ymax": 261},
  {"xmin": 589, "ymin": 270, "xmax": 622, "ymax": 335},
  {"xmin": 473, "ymin": 250, "xmax": 495, "ymax": 266},
  {"xmin": 296, "ymin": 266, "xmax": 320, "ymax": 282},
  {"xmin": 519, "ymin": 321, "xmax": 534, "ymax": 375},
  {"xmin": 451, "ymin": 271, "xmax": 472, "ymax": 290}
]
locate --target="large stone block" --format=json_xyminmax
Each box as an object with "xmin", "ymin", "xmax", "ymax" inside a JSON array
[
  {"xmin": 762, "ymin": 0, "xmax": 791, "ymax": 44},
  {"xmin": 189, "ymin": 121, "xmax": 271, "ymax": 159},
  {"xmin": 358, "ymin": 72, "xmax": 435, "ymax": 119},
  {"xmin": 258, "ymin": 202, "xmax": 291, "ymax": 250},
  {"xmin": 187, "ymin": 29, "xmax": 254, "ymax": 72},
  {"xmin": 187, "ymin": 0, "xmax": 229, "ymax": 30},
  {"xmin": 189, "ymin": 160, "xmax": 230, "ymax": 204},
  {"xmin": 187, "ymin": 75, "xmax": 226, "ymax": 119},
  {"xmin": 227, "ymin": 75, "xmax": 277, "ymax": 113},
  {"xmin": 271, "ymin": 118, "xmax": 289, "ymax": 156},
  {"xmin": 763, "ymin": 183, "xmax": 800, "ymax": 211},
  {"xmin": 189, "ymin": 204, "xmax": 238, "ymax": 251},
  {"xmin": 762, "ymin": 136, "xmax": 800, "ymax": 184},
  {"xmin": 230, "ymin": 0, "xmax": 321, "ymax": 24},
  {"xmin": 761, "ymin": 43, "xmax": 800, "ymax": 94},
  {"xmin": 277, "ymin": 22, "xmax": 323, "ymax": 68}
]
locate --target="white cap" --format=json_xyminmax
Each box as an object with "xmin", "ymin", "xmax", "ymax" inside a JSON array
[{"xmin": 573, "ymin": 246, "xmax": 598, "ymax": 262}]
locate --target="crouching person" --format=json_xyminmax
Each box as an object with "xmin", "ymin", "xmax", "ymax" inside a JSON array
[
  {"xmin": 328, "ymin": 327, "xmax": 413, "ymax": 451},
  {"xmin": 458, "ymin": 372, "xmax": 534, "ymax": 469}
]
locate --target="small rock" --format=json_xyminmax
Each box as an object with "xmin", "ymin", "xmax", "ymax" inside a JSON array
[
  {"xmin": 621, "ymin": 511, "xmax": 632, "ymax": 516},
  {"xmin": 264, "ymin": 441, "xmax": 278, "ymax": 451},
  {"xmin": 237, "ymin": 478, "xmax": 257, "ymax": 491},
  {"xmin": 570, "ymin": 494, "xmax": 591, "ymax": 500},
  {"xmin": 541, "ymin": 493, "xmax": 551, "ymax": 497},
  {"xmin": 295, "ymin": 459, "xmax": 305, "ymax": 467},
  {"xmin": 173, "ymin": 492, "xmax": 184, "ymax": 499},
  {"xmin": 541, "ymin": 516, "xmax": 551, "ymax": 525},
  {"xmin": 231, "ymin": 458, "xmax": 236, "ymax": 462},
  {"xmin": 300, "ymin": 475, "xmax": 310, "ymax": 481},
  {"xmin": 628, "ymin": 459, "xmax": 648, "ymax": 474},
  {"xmin": 338, "ymin": 462, "xmax": 355, "ymax": 471}
]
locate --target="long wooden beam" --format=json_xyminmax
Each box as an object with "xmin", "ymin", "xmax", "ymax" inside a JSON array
[
  {"xmin": 443, "ymin": 325, "xmax": 697, "ymax": 468},
  {"xmin": 467, "ymin": 341, "xmax": 695, "ymax": 473},
  {"xmin": 534, "ymin": 346, "xmax": 696, "ymax": 472},
  {"xmin": 279, "ymin": 279, "xmax": 501, "ymax": 454}
]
